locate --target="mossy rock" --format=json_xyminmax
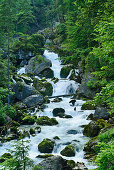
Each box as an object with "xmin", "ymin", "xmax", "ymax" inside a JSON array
[
  {"xmin": 84, "ymin": 137, "xmax": 98, "ymax": 154},
  {"xmin": 29, "ymin": 128, "xmax": 35, "ymax": 135},
  {"xmin": 52, "ymin": 108, "xmax": 65, "ymax": 117},
  {"xmin": 10, "ymin": 127, "xmax": 18, "ymax": 134},
  {"xmin": 22, "ymin": 116, "xmax": 35, "ymax": 125},
  {"xmin": 53, "ymin": 136, "xmax": 60, "ymax": 140},
  {"xmin": 38, "ymin": 68, "xmax": 54, "ymax": 79},
  {"xmin": 35, "ymin": 126, "xmax": 41, "ymax": 133},
  {"xmin": 60, "ymin": 66, "xmax": 72, "ymax": 78},
  {"xmin": 19, "ymin": 74, "xmax": 33, "ymax": 84},
  {"xmin": 60, "ymin": 145, "xmax": 75, "ymax": 157},
  {"xmin": 38, "ymin": 139, "xmax": 55, "ymax": 153},
  {"xmin": 33, "ymin": 79, "xmax": 53, "ymax": 96},
  {"xmin": 83, "ymin": 119, "xmax": 109, "ymax": 137},
  {"xmin": 11, "ymin": 121, "xmax": 20, "ymax": 127},
  {"xmin": 81, "ymin": 101, "xmax": 95, "ymax": 110},
  {"xmin": 36, "ymin": 116, "xmax": 58, "ymax": 126},
  {"xmin": 67, "ymin": 160, "xmax": 76, "ymax": 168},
  {"xmin": 36, "ymin": 154, "xmax": 54, "ymax": 158}
]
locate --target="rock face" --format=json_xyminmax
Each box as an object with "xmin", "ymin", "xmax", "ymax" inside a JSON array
[
  {"xmin": 25, "ymin": 55, "xmax": 52, "ymax": 76},
  {"xmin": 76, "ymin": 72, "xmax": 97, "ymax": 99},
  {"xmin": 93, "ymin": 107, "xmax": 110, "ymax": 120},
  {"xmin": 13, "ymin": 82, "xmax": 38, "ymax": 101},
  {"xmin": 60, "ymin": 145, "xmax": 75, "ymax": 157},
  {"xmin": 38, "ymin": 139, "xmax": 55, "ymax": 153},
  {"xmin": 23, "ymin": 94, "xmax": 43, "ymax": 107},
  {"xmin": 36, "ymin": 116, "xmax": 58, "ymax": 126}
]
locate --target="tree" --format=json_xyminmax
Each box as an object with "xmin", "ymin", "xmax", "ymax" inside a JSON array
[{"xmin": 2, "ymin": 140, "xmax": 33, "ymax": 170}]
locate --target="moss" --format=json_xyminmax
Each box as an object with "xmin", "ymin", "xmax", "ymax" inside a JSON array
[
  {"xmin": 36, "ymin": 116, "xmax": 58, "ymax": 126},
  {"xmin": 22, "ymin": 116, "xmax": 35, "ymax": 125},
  {"xmin": 38, "ymin": 139, "xmax": 54, "ymax": 153},
  {"xmin": 43, "ymin": 82, "xmax": 53, "ymax": 96},
  {"xmin": 67, "ymin": 160, "xmax": 76, "ymax": 168},
  {"xmin": 36, "ymin": 154, "xmax": 53, "ymax": 158},
  {"xmin": 60, "ymin": 145, "xmax": 75, "ymax": 157},
  {"xmin": 18, "ymin": 82, "xmax": 25, "ymax": 92},
  {"xmin": 60, "ymin": 66, "xmax": 72, "ymax": 78},
  {"xmin": 81, "ymin": 101, "xmax": 95, "ymax": 110},
  {"xmin": 29, "ymin": 128, "xmax": 35, "ymax": 135}
]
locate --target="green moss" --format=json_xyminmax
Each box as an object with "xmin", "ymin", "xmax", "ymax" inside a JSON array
[
  {"xmin": 36, "ymin": 116, "xmax": 58, "ymax": 126},
  {"xmin": 22, "ymin": 116, "xmax": 35, "ymax": 125},
  {"xmin": 37, "ymin": 154, "xmax": 53, "ymax": 158},
  {"xmin": 38, "ymin": 139, "xmax": 54, "ymax": 153},
  {"xmin": 81, "ymin": 101, "xmax": 95, "ymax": 110},
  {"xmin": 60, "ymin": 66, "xmax": 72, "ymax": 78},
  {"xmin": 29, "ymin": 128, "xmax": 35, "ymax": 135},
  {"xmin": 60, "ymin": 145, "xmax": 75, "ymax": 157},
  {"xmin": 67, "ymin": 160, "xmax": 76, "ymax": 168}
]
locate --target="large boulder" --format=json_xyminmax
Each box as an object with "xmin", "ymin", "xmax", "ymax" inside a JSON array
[
  {"xmin": 13, "ymin": 82, "xmax": 38, "ymax": 101},
  {"xmin": 76, "ymin": 72, "xmax": 97, "ymax": 99},
  {"xmin": 38, "ymin": 139, "xmax": 55, "ymax": 153},
  {"xmin": 22, "ymin": 116, "xmax": 35, "ymax": 125},
  {"xmin": 60, "ymin": 145, "xmax": 75, "ymax": 157},
  {"xmin": 38, "ymin": 68, "xmax": 54, "ymax": 78},
  {"xmin": 23, "ymin": 94, "xmax": 43, "ymax": 107},
  {"xmin": 33, "ymin": 79, "xmax": 53, "ymax": 96},
  {"xmin": 36, "ymin": 116, "xmax": 58, "ymax": 126},
  {"xmin": 83, "ymin": 119, "xmax": 109, "ymax": 137},
  {"xmin": 25, "ymin": 55, "xmax": 52, "ymax": 76},
  {"xmin": 93, "ymin": 107, "xmax": 110, "ymax": 120},
  {"xmin": 60, "ymin": 66, "xmax": 72, "ymax": 78}
]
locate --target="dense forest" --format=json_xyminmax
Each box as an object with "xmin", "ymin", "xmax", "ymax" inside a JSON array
[{"xmin": 0, "ymin": 0, "xmax": 114, "ymax": 169}]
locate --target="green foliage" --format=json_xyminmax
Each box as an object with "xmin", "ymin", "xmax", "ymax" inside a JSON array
[
  {"xmin": 95, "ymin": 128, "xmax": 114, "ymax": 170},
  {"xmin": 2, "ymin": 140, "xmax": 33, "ymax": 170}
]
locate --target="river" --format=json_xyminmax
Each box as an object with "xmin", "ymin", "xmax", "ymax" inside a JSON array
[{"xmin": 0, "ymin": 50, "xmax": 96, "ymax": 169}]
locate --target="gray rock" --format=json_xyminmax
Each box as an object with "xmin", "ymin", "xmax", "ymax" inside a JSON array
[
  {"xmin": 38, "ymin": 156, "xmax": 71, "ymax": 170},
  {"xmin": 25, "ymin": 55, "xmax": 52, "ymax": 76},
  {"xmin": 23, "ymin": 95, "xmax": 43, "ymax": 107},
  {"xmin": 67, "ymin": 130, "xmax": 78, "ymax": 134},
  {"xmin": 13, "ymin": 82, "xmax": 38, "ymax": 101},
  {"xmin": 93, "ymin": 107, "xmax": 110, "ymax": 120}
]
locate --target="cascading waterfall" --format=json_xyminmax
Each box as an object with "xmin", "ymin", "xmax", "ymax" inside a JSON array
[{"xmin": 0, "ymin": 50, "xmax": 96, "ymax": 169}]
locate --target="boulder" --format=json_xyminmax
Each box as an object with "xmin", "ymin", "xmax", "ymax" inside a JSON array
[
  {"xmin": 81, "ymin": 101, "xmax": 95, "ymax": 110},
  {"xmin": 33, "ymin": 79, "xmax": 53, "ymax": 96},
  {"xmin": 29, "ymin": 128, "xmax": 36, "ymax": 135},
  {"xmin": 36, "ymin": 116, "xmax": 58, "ymax": 126},
  {"xmin": 38, "ymin": 139, "xmax": 55, "ymax": 153},
  {"xmin": 84, "ymin": 137, "xmax": 98, "ymax": 155},
  {"xmin": 60, "ymin": 145, "xmax": 75, "ymax": 157},
  {"xmin": 52, "ymin": 97, "xmax": 62, "ymax": 103},
  {"xmin": 22, "ymin": 116, "xmax": 35, "ymax": 125},
  {"xmin": 13, "ymin": 82, "xmax": 38, "ymax": 101},
  {"xmin": 60, "ymin": 66, "xmax": 72, "ymax": 78},
  {"xmin": 76, "ymin": 72, "xmax": 97, "ymax": 99},
  {"xmin": 67, "ymin": 130, "xmax": 78, "ymax": 135},
  {"xmin": 93, "ymin": 107, "xmax": 110, "ymax": 120},
  {"xmin": 52, "ymin": 108, "xmax": 65, "ymax": 117},
  {"xmin": 23, "ymin": 94, "xmax": 43, "ymax": 107},
  {"xmin": 83, "ymin": 119, "xmax": 109, "ymax": 137},
  {"xmin": 25, "ymin": 55, "xmax": 52, "ymax": 76},
  {"xmin": 38, "ymin": 68, "xmax": 54, "ymax": 78}
]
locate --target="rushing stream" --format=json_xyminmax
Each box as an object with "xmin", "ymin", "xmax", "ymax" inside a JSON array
[{"xmin": 0, "ymin": 50, "xmax": 96, "ymax": 169}]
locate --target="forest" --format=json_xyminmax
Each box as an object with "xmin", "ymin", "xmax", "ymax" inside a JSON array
[{"xmin": 0, "ymin": 0, "xmax": 114, "ymax": 170}]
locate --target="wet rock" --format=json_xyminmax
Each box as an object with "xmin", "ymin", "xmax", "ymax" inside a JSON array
[
  {"xmin": 35, "ymin": 126, "xmax": 41, "ymax": 133},
  {"xmin": 69, "ymin": 99, "xmax": 76, "ymax": 106},
  {"xmin": 23, "ymin": 94, "xmax": 43, "ymax": 108},
  {"xmin": 65, "ymin": 115, "xmax": 73, "ymax": 118},
  {"xmin": 60, "ymin": 66, "xmax": 72, "ymax": 78},
  {"xmin": 22, "ymin": 116, "xmax": 35, "ymax": 125},
  {"xmin": 52, "ymin": 108, "xmax": 65, "ymax": 116},
  {"xmin": 84, "ymin": 137, "xmax": 98, "ymax": 155},
  {"xmin": 52, "ymin": 97, "xmax": 62, "ymax": 103},
  {"xmin": 29, "ymin": 128, "xmax": 35, "ymax": 135},
  {"xmin": 19, "ymin": 74, "xmax": 33, "ymax": 84},
  {"xmin": 67, "ymin": 130, "xmax": 78, "ymax": 134},
  {"xmin": 51, "ymin": 77, "xmax": 59, "ymax": 84},
  {"xmin": 60, "ymin": 145, "xmax": 75, "ymax": 157},
  {"xmin": 36, "ymin": 116, "xmax": 58, "ymax": 126},
  {"xmin": 38, "ymin": 139, "xmax": 55, "ymax": 153},
  {"xmin": 53, "ymin": 136, "xmax": 60, "ymax": 140},
  {"xmin": 93, "ymin": 107, "xmax": 110, "ymax": 120},
  {"xmin": 38, "ymin": 68, "xmax": 54, "ymax": 78},
  {"xmin": 22, "ymin": 130, "xmax": 30, "ymax": 138}
]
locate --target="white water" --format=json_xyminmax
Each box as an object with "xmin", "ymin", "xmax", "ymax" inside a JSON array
[{"xmin": 0, "ymin": 50, "xmax": 96, "ymax": 169}]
